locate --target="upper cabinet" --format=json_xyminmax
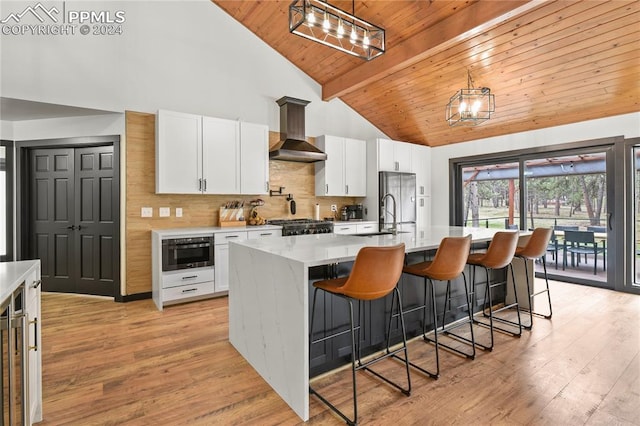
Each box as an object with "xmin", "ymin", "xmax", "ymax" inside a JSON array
[
  {"xmin": 156, "ymin": 110, "xmax": 203, "ymax": 194},
  {"xmin": 156, "ymin": 110, "xmax": 269, "ymax": 195},
  {"xmin": 203, "ymin": 116, "xmax": 240, "ymax": 194},
  {"xmin": 378, "ymin": 138, "xmax": 412, "ymax": 172},
  {"xmin": 315, "ymin": 135, "xmax": 366, "ymax": 197},
  {"xmin": 240, "ymin": 121, "xmax": 269, "ymax": 195},
  {"xmin": 411, "ymin": 143, "xmax": 431, "ymax": 197}
]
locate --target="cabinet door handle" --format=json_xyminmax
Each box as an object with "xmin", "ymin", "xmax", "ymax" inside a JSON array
[
  {"xmin": 32, "ymin": 279, "xmax": 41, "ymax": 289},
  {"xmin": 395, "ymin": 161, "xmax": 399, "ymax": 171},
  {"xmin": 182, "ymin": 275, "xmax": 198, "ymax": 280},
  {"xmin": 29, "ymin": 317, "xmax": 38, "ymax": 352},
  {"xmin": 265, "ymin": 181, "xmax": 269, "ymax": 192},
  {"xmin": 326, "ymin": 184, "xmax": 328, "ymax": 194},
  {"xmin": 260, "ymin": 233, "xmax": 272, "ymax": 236},
  {"xmin": 345, "ymin": 184, "xmax": 349, "ymax": 194},
  {"xmin": 203, "ymin": 179, "xmax": 207, "ymax": 192},
  {"xmin": 225, "ymin": 235, "xmax": 238, "ymax": 239},
  {"xmin": 198, "ymin": 178, "xmax": 202, "ymax": 191},
  {"xmin": 182, "ymin": 288, "xmax": 197, "ymax": 293}
]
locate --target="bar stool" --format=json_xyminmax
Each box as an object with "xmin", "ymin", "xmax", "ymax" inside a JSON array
[
  {"xmin": 514, "ymin": 227, "xmax": 553, "ymax": 329},
  {"xmin": 401, "ymin": 235, "xmax": 473, "ymax": 379},
  {"xmin": 467, "ymin": 231, "xmax": 521, "ymax": 351},
  {"xmin": 309, "ymin": 243, "xmax": 410, "ymax": 425}
]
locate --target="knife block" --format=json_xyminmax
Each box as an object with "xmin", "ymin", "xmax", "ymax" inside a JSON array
[{"xmin": 219, "ymin": 207, "xmax": 246, "ymax": 227}]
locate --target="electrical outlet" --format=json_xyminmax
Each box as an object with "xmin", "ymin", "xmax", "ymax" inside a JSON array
[
  {"xmin": 141, "ymin": 207, "xmax": 153, "ymax": 218},
  {"xmin": 330, "ymin": 204, "xmax": 337, "ymax": 212},
  {"xmin": 175, "ymin": 208, "xmax": 183, "ymax": 218},
  {"xmin": 159, "ymin": 207, "xmax": 170, "ymax": 217}
]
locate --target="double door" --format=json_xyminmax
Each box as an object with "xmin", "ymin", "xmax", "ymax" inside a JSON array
[{"xmin": 28, "ymin": 146, "xmax": 118, "ymax": 296}]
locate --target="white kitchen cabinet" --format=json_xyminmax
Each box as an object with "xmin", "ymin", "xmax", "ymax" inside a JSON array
[
  {"xmin": 411, "ymin": 143, "xmax": 431, "ymax": 197},
  {"xmin": 377, "ymin": 138, "xmax": 412, "ymax": 172},
  {"xmin": 203, "ymin": 116, "xmax": 241, "ymax": 194},
  {"xmin": 315, "ymin": 135, "xmax": 366, "ymax": 196},
  {"xmin": 332, "ymin": 221, "xmax": 377, "ymax": 235},
  {"xmin": 214, "ymin": 230, "xmax": 248, "ymax": 292},
  {"xmin": 240, "ymin": 122, "xmax": 270, "ymax": 195},
  {"xmin": 0, "ymin": 261, "xmax": 42, "ymax": 425},
  {"xmin": 356, "ymin": 222, "xmax": 378, "ymax": 234},
  {"xmin": 247, "ymin": 229, "xmax": 282, "ymax": 239},
  {"xmin": 416, "ymin": 196, "xmax": 431, "ymax": 228},
  {"xmin": 157, "ymin": 110, "xmax": 269, "ymax": 195},
  {"xmin": 25, "ymin": 268, "xmax": 42, "ymax": 424},
  {"xmin": 156, "ymin": 110, "xmax": 203, "ymax": 194},
  {"xmin": 333, "ymin": 223, "xmax": 358, "ymax": 234}
]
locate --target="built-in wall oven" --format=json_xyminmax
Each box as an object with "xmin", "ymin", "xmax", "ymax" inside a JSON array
[{"xmin": 161, "ymin": 236, "xmax": 214, "ymax": 271}]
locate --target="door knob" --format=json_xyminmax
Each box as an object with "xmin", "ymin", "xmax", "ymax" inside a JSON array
[{"xmin": 67, "ymin": 225, "xmax": 76, "ymax": 230}]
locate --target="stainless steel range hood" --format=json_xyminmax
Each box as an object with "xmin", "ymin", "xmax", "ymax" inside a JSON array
[{"xmin": 269, "ymin": 96, "xmax": 327, "ymax": 163}]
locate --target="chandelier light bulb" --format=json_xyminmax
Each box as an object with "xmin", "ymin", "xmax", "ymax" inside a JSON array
[
  {"xmin": 363, "ymin": 30, "xmax": 370, "ymax": 47},
  {"xmin": 323, "ymin": 12, "xmax": 330, "ymax": 32},
  {"xmin": 350, "ymin": 26, "xmax": 357, "ymax": 43},
  {"xmin": 307, "ymin": 10, "xmax": 315, "ymax": 25},
  {"xmin": 337, "ymin": 18, "xmax": 344, "ymax": 38}
]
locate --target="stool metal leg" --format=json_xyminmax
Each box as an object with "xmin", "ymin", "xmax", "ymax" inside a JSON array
[
  {"xmin": 437, "ymin": 272, "xmax": 476, "ymax": 360},
  {"xmin": 518, "ymin": 255, "xmax": 553, "ymax": 327},
  {"xmin": 310, "ymin": 288, "xmax": 411, "ymax": 426},
  {"xmin": 473, "ymin": 264, "xmax": 522, "ymax": 351}
]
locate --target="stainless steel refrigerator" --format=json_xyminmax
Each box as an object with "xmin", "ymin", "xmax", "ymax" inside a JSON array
[{"xmin": 379, "ymin": 171, "xmax": 416, "ymax": 229}]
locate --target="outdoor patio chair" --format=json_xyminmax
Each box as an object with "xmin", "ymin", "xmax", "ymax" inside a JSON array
[{"xmin": 562, "ymin": 230, "xmax": 606, "ymax": 275}]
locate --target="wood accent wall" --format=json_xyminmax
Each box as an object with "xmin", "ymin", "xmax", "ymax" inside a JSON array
[{"xmin": 124, "ymin": 111, "xmax": 359, "ymax": 296}]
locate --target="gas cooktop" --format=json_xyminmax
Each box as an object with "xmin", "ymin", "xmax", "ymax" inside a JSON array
[{"xmin": 267, "ymin": 219, "xmax": 333, "ymax": 236}]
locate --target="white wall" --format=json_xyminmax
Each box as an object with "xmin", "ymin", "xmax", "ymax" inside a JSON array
[
  {"xmin": 0, "ymin": 121, "xmax": 13, "ymax": 140},
  {"xmin": 0, "ymin": 0, "xmax": 386, "ymax": 141},
  {"xmin": 8, "ymin": 114, "xmax": 124, "ymax": 141},
  {"xmin": 430, "ymin": 112, "xmax": 640, "ymax": 226}
]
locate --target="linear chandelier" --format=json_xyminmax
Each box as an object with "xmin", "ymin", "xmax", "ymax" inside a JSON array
[
  {"xmin": 289, "ymin": 0, "xmax": 385, "ymax": 61},
  {"xmin": 446, "ymin": 70, "xmax": 495, "ymax": 126}
]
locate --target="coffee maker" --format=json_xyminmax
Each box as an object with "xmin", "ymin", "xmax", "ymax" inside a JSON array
[{"xmin": 345, "ymin": 204, "xmax": 364, "ymax": 221}]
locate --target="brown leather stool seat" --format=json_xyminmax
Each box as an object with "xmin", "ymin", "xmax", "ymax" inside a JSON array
[
  {"xmin": 401, "ymin": 235, "xmax": 473, "ymax": 379},
  {"xmin": 309, "ymin": 243, "xmax": 411, "ymax": 425},
  {"xmin": 467, "ymin": 231, "xmax": 521, "ymax": 351},
  {"xmin": 514, "ymin": 227, "xmax": 553, "ymax": 328}
]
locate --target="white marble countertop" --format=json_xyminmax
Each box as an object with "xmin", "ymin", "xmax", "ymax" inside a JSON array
[
  {"xmin": 151, "ymin": 224, "xmax": 282, "ymax": 238},
  {"xmin": 233, "ymin": 225, "xmax": 514, "ymax": 267},
  {"xmin": 0, "ymin": 260, "xmax": 41, "ymax": 303}
]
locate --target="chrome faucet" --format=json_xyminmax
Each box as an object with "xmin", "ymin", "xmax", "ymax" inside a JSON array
[{"xmin": 381, "ymin": 193, "xmax": 397, "ymax": 235}]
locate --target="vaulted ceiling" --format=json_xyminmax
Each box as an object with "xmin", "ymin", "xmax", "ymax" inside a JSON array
[{"xmin": 212, "ymin": 0, "xmax": 639, "ymax": 147}]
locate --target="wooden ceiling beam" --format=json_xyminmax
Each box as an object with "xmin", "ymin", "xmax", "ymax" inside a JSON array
[{"xmin": 321, "ymin": 0, "xmax": 545, "ymax": 101}]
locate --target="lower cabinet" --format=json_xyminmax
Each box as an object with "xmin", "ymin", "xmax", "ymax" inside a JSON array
[
  {"xmin": 161, "ymin": 268, "xmax": 215, "ymax": 302},
  {"xmin": 332, "ymin": 221, "xmax": 378, "ymax": 235},
  {"xmin": 152, "ymin": 228, "xmax": 282, "ymax": 310},
  {"xmin": 1, "ymin": 262, "xmax": 42, "ymax": 426},
  {"xmin": 214, "ymin": 230, "xmax": 248, "ymax": 293},
  {"xmin": 214, "ymin": 228, "xmax": 282, "ymax": 293},
  {"xmin": 26, "ymin": 271, "xmax": 42, "ymax": 424}
]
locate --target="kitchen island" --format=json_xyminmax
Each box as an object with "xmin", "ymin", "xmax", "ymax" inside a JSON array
[{"xmin": 228, "ymin": 226, "xmax": 524, "ymax": 421}]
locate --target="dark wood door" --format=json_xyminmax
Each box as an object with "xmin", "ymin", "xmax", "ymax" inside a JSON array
[{"xmin": 30, "ymin": 146, "xmax": 117, "ymax": 296}]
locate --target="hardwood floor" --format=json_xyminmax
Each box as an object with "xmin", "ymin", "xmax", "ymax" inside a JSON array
[{"xmin": 39, "ymin": 280, "xmax": 639, "ymax": 425}]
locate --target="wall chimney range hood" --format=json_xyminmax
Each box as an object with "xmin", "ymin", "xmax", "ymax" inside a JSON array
[{"xmin": 269, "ymin": 96, "xmax": 327, "ymax": 163}]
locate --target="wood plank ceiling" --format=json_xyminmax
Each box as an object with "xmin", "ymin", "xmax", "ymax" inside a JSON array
[{"xmin": 212, "ymin": 0, "xmax": 640, "ymax": 147}]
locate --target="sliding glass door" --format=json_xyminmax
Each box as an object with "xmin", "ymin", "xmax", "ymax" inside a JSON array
[
  {"xmin": 452, "ymin": 138, "xmax": 632, "ymax": 291},
  {"xmin": 523, "ymin": 151, "xmax": 609, "ymax": 287}
]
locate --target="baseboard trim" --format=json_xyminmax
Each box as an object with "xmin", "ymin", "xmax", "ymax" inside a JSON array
[{"xmin": 116, "ymin": 292, "xmax": 152, "ymax": 303}]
